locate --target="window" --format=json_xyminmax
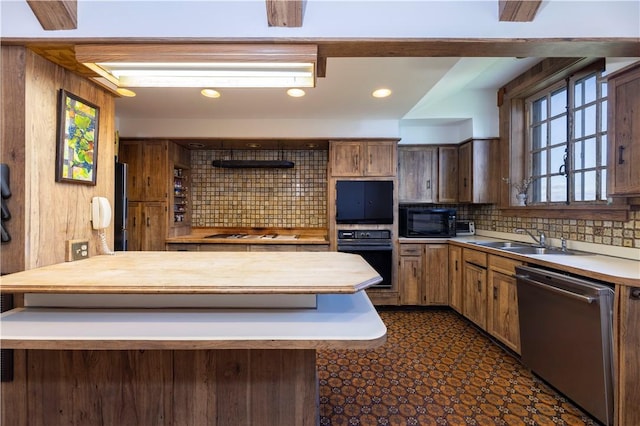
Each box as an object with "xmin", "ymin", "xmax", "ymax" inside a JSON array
[{"xmin": 526, "ymin": 69, "xmax": 608, "ymax": 205}]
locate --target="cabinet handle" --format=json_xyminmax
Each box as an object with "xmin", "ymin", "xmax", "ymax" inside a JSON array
[
  {"xmin": 133, "ymin": 217, "xmax": 136, "ymax": 227},
  {"xmin": 132, "ymin": 176, "xmax": 136, "ymax": 188},
  {"xmin": 147, "ymin": 177, "xmax": 151, "ymax": 187},
  {"xmin": 146, "ymin": 217, "xmax": 150, "ymax": 227},
  {"xmin": 618, "ymin": 145, "xmax": 626, "ymax": 165},
  {"xmin": 493, "ymin": 286, "xmax": 498, "ymax": 300},
  {"xmin": 413, "ymin": 266, "xmax": 417, "ymax": 278},
  {"xmin": 464, "ymin": 178, "xmax": 468, "ymax": 188},
  {"xmin": 477, "ymin": 280, "xmax": 481, "ymax": 292},
  {"xmin": 455, "ymin": 260, "xmax": 458, "ymax": 271}
]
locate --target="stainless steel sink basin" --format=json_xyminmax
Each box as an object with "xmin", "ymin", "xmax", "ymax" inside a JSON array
[
  {"xmin": 473, "ymin": 241, "xmax": 530, "ymax": 249},
  {"xmin": 500, "ymin": 246, "xmax": 585, "ymax": 256}
]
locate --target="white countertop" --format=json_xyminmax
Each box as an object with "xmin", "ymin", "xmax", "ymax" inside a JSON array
[
  {"xmin": 400, "ymin": 234, "xmax": 640, "ymax": 285},
  {"xmin": 0, "ymin": 292, "xmax": 387, "ymax": 350}
]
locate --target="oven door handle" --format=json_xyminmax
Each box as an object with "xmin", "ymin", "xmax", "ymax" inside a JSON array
[
  {"xmin": 516, "ymin": 274, "xmax": 596, "ymax": 304},
  {"xmin": 337, "ymin": 245, "xmax": 393, "ymax": 251}
]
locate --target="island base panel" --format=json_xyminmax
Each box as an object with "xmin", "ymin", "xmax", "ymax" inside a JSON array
[{"xmin": 1, "ymin": 348, "xmax": 318, "ymax": 426}]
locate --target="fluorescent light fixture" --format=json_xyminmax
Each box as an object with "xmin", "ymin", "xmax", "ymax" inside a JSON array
[{"xmin": 76, "ymin": 44, "xmax": 317, "ymax": 90}]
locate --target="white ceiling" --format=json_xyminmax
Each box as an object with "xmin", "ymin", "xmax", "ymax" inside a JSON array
[{"xmin": 1, "ymin": 0, "xmax": 638, "ymax": 139}]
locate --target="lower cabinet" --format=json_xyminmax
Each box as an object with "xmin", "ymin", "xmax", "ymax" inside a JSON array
[
  {"xmin": 448, "ymin": 245, "xmax": 463, "ymax": 313},
  {"xmin": 399, "ymin": 243, "xmax": 448, "ymax": 306},
  {"xmin": 462, "ymin": 248, "xmax": 488, "ymax": 330},
  {"xmin": 128, "ymin": 201, "xmax": 167, "ymax": 251},
  {"xmin": 487, "ymin": 255, "xmax": 522, "ymax": 353}
]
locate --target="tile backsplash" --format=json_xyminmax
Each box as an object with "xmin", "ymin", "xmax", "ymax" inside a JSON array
[
  {"xmin": 191, "ymin": 150, "xmax": 328, "ymax": 228},
  {"xmin": 472, "ymin": 205, "xmax": 640, "ymax": 249}
]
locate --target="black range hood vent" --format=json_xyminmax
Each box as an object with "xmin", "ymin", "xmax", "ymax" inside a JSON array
[{"xmin": 212, "ymin": 160, "xmax": 295, "ymax": 169}]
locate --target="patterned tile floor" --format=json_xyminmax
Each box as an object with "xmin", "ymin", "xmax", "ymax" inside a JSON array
[{"xmin": 317, "ymin": 309, "xmax": 601, "ymax": 426}]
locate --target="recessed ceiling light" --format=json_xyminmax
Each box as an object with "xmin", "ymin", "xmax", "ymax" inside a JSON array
[
  {"xmin": 201, "ymin": 88, "xmax": 221, "ymax": 98},
  {"xmin": 116, "ymin": 88, "xmax": 136, "ymax": 97},
  {"xmin": 287, "ymin": 88, "xmax": 306, "ymax": 97},
  {"xmin": 372, "ymin": 88, "xmax": 392, "ymax": 98}
]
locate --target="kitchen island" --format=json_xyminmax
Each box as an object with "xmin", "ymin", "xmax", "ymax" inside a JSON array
[{"xmin": 0, "ymin": 252, "xmax": 386, "ymax": 426}]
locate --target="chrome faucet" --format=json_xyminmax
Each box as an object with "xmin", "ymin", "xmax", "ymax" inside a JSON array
[{"xmin": 514, "ymin": 228, "xmax": 546, "ymax": 248}]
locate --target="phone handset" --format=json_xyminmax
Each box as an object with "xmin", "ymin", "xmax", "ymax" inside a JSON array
[{"xmin": 91, "ymin": 196, "xmax": 114, "ymax": 255}]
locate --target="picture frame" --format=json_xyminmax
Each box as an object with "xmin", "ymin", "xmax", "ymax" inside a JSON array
[{"xmin": 56, "ymin": 89, "xmax": 100, "ymax": 185}]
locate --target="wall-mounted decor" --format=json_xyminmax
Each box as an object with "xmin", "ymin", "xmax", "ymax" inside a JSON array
[{"xmin": 56, "ymin": 90, "xmax": 100, "ymax": 185}]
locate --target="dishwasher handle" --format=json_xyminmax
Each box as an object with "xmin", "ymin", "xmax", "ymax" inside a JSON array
[{"xmin": 516, "ymin": 274, "xmax": 596, "ymax": 304}]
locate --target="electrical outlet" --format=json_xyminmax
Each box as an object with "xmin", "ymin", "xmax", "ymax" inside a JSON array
[{"xmin": 65, "ymin": 239, "xmax": 89, "ymax": 261}]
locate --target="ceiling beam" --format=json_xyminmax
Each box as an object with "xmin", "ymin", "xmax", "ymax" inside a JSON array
[
  {"xmin": 266, "ymin": 0, "xmax": 306, "ymax": 27},
  {"xmin": 26, "ymin": 0, "xmax": 77, "ymax": 30},
  {"xmin": 498, "ymin": 0, "xmax": 542, "ymax": 22}
]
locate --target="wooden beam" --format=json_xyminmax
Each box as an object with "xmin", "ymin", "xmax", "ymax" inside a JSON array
[
  {"xmin": 26, "ymin": 0, "xmax": 77, "ymax": 30},
  {"xmin": 266, "ymin": 0, "xmax": 306, "ymax": 27},
  {"xmin": 499, "ymin": 0, "xmax": 542, "ymax": 22}
]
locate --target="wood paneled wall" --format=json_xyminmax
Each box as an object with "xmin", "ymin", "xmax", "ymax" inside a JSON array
[{"xmin": 1, "ymin": 46, "xmax": 115, "ymax": 273}]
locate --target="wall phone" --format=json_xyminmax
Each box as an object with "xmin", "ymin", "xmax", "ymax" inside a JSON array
[{"xmin": 91, "ymin": 196, "xmax": 112, "ymax": 230}]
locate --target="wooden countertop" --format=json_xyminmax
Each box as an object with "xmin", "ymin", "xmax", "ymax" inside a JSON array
[
  {"xmin": 0, "ymin": 292, "xmax": 387, "ymax": 350},
  {"xmin": 0, "ymin": 251, "xmax": 381, "ymax": 294},
  {"xmin": 166, "ymin": 227, "xmax": 329, "ymax": 245}
]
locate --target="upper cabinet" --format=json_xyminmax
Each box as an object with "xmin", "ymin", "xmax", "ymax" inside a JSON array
[
  {"xmin": 120, "ymin": 140, "xmax": 168, "ymax": 202},
  {"xmin": 330, "ymin": 140, "xmax": 397, "ymax": 177},
  {"xmin": 607, "ymin": 62, "xmax": 640, "ymax": 197},
  {"xmin": 458, "ymin": 138, "xmax": 499, "ymax": 204},
  {"xmin": 398, "ymin": 146, "xmax": 437, "ymax": 203}
]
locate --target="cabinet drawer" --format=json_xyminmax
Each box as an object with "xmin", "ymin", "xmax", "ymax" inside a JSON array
[
  {"xmin": 488, "ymin": 255, "xmax": 523, "ymax": 276},
  {"xmin": 400, "ymin": 244, "xmax": 423, "ymax": 256},
  {"xmin": 463, "ymin": 248, "xmax": 487, "ymax": 268},
  {"xmin": 166, "ymin": 243, "xmax": 199, "ymax": 252}
]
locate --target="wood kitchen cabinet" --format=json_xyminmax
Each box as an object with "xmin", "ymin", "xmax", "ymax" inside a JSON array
[
  {"xmin": 399, "ymin": 243, "xmax": 448, "ymax": 306},
  {"xmin": 398, "ymin": 147, "xmax": 437, "ymax": 203},
  {"xmin": 458, "ymin": 138, "xmax": 499, "ymax": 204},
  {"xmin": 462, "ymin": 248, "xmax": 487, "ymax": 330},
  {"xmin": 127, "ymin": 201, "xmax": 167, "ymax": 251},
  {"xmin": 120, "ymin": 140, "xmax": 168, "ymax": 202},
  {"xmin": 607, "ymin": 62, "xmax": 640, "ymax": 197},
  {"xmin": 448, "ymin": 245, "xmax": 463, "ymax": 313},
  {"xmin": 398, "ymin": 145, "xmax": 458, "ymax": 203},
  {"xmin": 615, "ymin": 284, "xmax": 640, "ymax": 426},
  {"xmin": 487, "ymin": 255, "xmax": 522, "ymax": 353},
  {"xmin": 120, "ymin": 139, "xmax": 191, "ymax": 249},
  {"xmin": 330, "ymin": 140, "xmax": 397, "ymax": 177}
]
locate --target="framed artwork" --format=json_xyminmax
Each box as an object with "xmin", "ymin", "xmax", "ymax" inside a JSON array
[{"xmin": 56, "ymin": 89, "xmax": 100, "ymax": 185}]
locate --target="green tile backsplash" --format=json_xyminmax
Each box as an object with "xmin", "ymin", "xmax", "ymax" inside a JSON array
[{"xmin": 191, "ymin": 150, "xmax": 328, "ymax": 228}]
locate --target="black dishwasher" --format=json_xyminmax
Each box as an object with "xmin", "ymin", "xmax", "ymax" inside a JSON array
[{"xmin": 515, "ymin": 265, "xmax": 614, "ymax": 426}]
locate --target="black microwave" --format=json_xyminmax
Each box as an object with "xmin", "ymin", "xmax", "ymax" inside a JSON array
[{"xmin": 399, "ymin": 207, "xmax": 456, "ymax": 237}]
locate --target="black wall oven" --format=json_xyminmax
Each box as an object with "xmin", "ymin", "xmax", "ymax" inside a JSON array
[{"xmin": 337, "ymin": 229, "xmax": 392, "ymax": 289}]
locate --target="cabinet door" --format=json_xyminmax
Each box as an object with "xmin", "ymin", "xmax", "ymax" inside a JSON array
[
  {"xmin": 141, "ymin": 141, "xmax": 168, "ymax": 201},
  {"xmin": 119, "ymin": 143, "xmax": 144, "ymax": 201},
  {"xmin": 487, "ymin": 269, "xmax": 521, "ymax": 353},
  {"xmin": 399, "ymin": 255, "xmax": 422, "ymax": 305},
  {"xmin": 364, "ymin": 142, "xmax": 396, "ymax": 177},
  {"xmin": 142, "ymin": 202, "xmax": 167, "ymax": 251},
  {"xmin": 438, "ymin": 146, "xmax": 458, "ymax": 203},
  {"xmin": 608, "ymin": 65, "xmax": 640, "ymax": 196},
  {"xmin": 331, "ymin": 142, "xmax": 362, "ymax": 176},
  {"xmin": 458, "ymin": 142, "xmax": 472, "ymax": 203},
  {"xmin": 616, "ymin": 285, "xmax": 640, "ymax": 426},
  {"xmin": 126, "ymin": 201, "xmax": 143, "ymax": 251},
  {"xmin": 424, "ymin": 244, "xmax": 448, "ymax": 305},
  {"xmin": 463, "ymin": 262, "xmax": 487, "ymax": 330},
  {"xmin": 448, "ymin": 245, "xmax": 463, "ymax": 313},
  {"xmin": 398, "ymin": 147, "xmax": 437, "ymax": 203}
]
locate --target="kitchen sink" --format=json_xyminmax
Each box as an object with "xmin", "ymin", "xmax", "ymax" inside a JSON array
[
  {"xmin": 473, "ymin": 240, "xmax": 589, "ymax": 255},
  {"xmin": 473, "ymin": 241, "xmax": 531, "ymax": 249}
]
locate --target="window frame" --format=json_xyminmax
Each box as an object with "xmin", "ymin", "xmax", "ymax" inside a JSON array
[{"xmin": 499, "ymin": 57, "xmax": 629, "ymax": 221}]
